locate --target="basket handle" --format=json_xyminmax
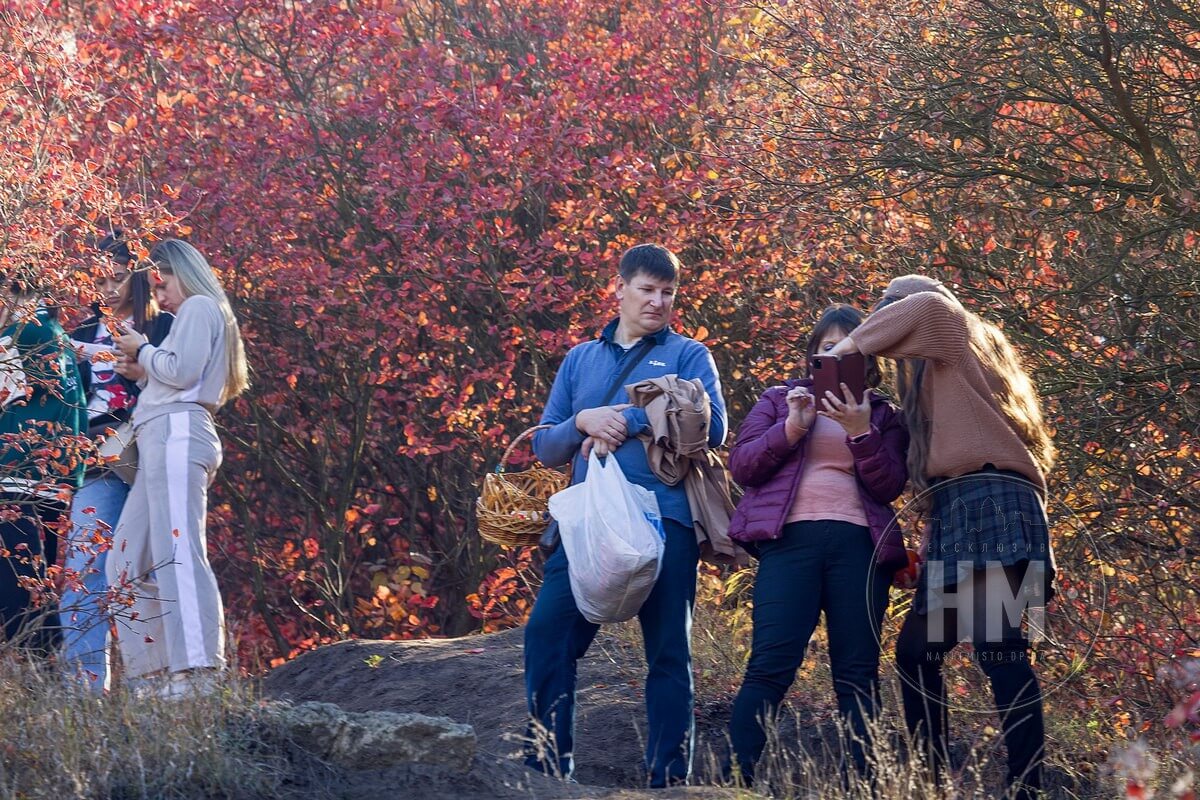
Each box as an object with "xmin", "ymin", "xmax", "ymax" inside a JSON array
[{"xmin": 498, "ymin": 424, "xmax": 553, "ymax": 473}]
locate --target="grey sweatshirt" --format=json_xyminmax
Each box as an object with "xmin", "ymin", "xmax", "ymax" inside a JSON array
[{"xmin": 133, "ymin": 295, "xmax": 228, "ymax": 425}]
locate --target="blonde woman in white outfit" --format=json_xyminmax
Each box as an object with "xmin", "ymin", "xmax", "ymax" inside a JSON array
[{"xmin": 111, "ymin": 239, "xmax": 249, "ymax": 697}]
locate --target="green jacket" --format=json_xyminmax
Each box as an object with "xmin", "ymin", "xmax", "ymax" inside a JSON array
[{"xmin": 0, "ymin": 308, "xmax": 87, "ymax": 493}]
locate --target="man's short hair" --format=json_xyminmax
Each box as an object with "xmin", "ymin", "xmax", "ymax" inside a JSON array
[
  {"xmin": 619, "ymin": 244, "xmax": 680, "ymax": 283},
  {"xmin": 97, "ymin": 229, "xmax": 134, "ymax": 265},
  {"xmin": 4, "ymin": 273, "xmax": 50, "ymax": 301}
]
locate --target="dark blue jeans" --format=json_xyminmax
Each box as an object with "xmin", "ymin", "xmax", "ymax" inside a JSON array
[
  {"xmin": 729, "ymin": 520, "xmax": 891, "ymax": 783},
  {"xmin": 524, "ymin": 518, "xmax": 699, "ymax": 787}
]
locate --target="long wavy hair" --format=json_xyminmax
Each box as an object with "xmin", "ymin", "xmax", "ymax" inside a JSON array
[
  {"xmin": 877, "ymin": 276, "xmax": 1055, "ymax": 496},
  {"xmin": 149, "ymin": 239, "xmax": 250, "ymax": 403}
]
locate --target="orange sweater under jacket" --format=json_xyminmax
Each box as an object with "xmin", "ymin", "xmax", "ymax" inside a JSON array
[{"xmin": 846, "ymin": 292, "xmax": 1046, "ymax": 494}]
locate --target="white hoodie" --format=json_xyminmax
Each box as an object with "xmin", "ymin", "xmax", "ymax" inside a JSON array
[{"xmin": 133, "ymin": 295, "xmax": 228, "ymax": 424}]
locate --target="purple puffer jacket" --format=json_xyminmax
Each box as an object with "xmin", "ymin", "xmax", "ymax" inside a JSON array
[{"xmin": 728, "ymin": 378, "xmax": 909, "ymax": 570}]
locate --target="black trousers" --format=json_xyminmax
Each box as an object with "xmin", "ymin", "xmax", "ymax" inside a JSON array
[
  {"xmin": 0, "ymin": 493, "xmax": 65, "ymax": 653},
  {"xmin": 728, "ymin": 521, "xmax": 891, "ymax": 783},
  {"xmin": 895, "ymin": 562, "xmax": 1045, "ymax": 799}
]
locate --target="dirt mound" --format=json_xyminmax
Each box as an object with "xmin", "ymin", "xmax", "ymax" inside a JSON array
[
  {"xmin": 262, "ymin": 626, "xmax": 745, "ymax": 799},
  {"xmin": 262, "ymin": 625, "xmax": 1100, "ymax": 799}
]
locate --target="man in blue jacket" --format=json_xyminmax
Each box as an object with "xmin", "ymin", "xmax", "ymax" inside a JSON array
[{"xmin": 523, "ymin": 244, "xmax": 727, "ymax": 787}]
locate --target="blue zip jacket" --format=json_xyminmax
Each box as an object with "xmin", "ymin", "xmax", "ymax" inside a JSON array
[{"xmin": 533, "ymin": 318, "xmax": 727, "ymax": 527}]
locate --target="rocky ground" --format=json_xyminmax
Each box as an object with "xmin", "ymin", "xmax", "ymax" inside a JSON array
[
  {"xmin": 261, "ymin": 626, "xmax": 757, "ymax": 799},
  {"xmin": 259, "ymin": 625, "xmax": 1101, "ymax": 799}
]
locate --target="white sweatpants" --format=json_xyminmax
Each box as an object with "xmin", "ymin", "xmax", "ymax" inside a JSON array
[{"xmin": 107, "ymin": 407, "xmax": 225, "ymax": 679}]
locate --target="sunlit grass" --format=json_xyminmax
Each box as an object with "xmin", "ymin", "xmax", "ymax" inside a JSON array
[{"xmin": 0, "ymin": 655, "xmax": 321, "ymax": 800}]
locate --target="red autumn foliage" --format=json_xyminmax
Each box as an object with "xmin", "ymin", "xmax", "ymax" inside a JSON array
[
  {"xmin": 42, "ymin": 0, "xmax": 807, "ymax": 665},
  {"xmin": 0, "ymin": 2, "xmax": 1194, "ymax": 755}
]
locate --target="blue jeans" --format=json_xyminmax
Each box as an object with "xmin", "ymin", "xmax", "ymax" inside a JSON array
[
  {"xmin": 523, "ymin": 519, "xmax": 699, "ymax": 786},
  {"xmin": 61, "ymin": 471, "xmax": 129, "ymax": 692},
  {"xmin": 729, "ymin": 520, "xmax": 892, "ymax": 783}
]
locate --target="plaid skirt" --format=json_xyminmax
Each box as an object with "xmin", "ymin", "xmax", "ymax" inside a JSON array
[{"xmin": 915, "ymin": 467, "xmax": 1056, "ymax": 614}]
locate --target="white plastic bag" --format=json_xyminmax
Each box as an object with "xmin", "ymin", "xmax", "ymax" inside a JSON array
[{"xmin": 548, "ymin": 452, "xmax": 666, "ymax": 624}]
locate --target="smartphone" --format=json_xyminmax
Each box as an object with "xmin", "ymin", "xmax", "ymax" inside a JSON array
[
  {"xmin": 811, "ymin": 352, "xmax": 867, "ymax": 404},
  {"xmin": 102, "ymin": 317, "xmax": 130, "ymax": 337}
]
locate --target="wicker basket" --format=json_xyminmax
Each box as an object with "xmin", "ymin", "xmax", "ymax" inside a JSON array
[{"xmin": 476, "ymin": 425, "xmax": 570, "ymax": 548}]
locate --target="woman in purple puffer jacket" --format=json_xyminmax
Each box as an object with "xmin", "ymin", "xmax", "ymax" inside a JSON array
[{"xmin": 725, "ymin": 304, "xmax": 909, "ymax": 785}]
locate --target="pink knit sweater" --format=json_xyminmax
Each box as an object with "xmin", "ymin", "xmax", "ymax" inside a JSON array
[
  {"xmin": 846, "ymin": 292, "xmax": 1046, "ymax": 493},
  {"xmin": 785, "ymin": 415, "xmax": 869, "ymax": 526}
]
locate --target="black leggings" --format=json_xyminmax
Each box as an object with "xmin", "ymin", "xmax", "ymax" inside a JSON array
[
  {"xmin": 0, "ymin": 495, "xmax": 64, "ymax": 653},
  {"xmin": 895, "ymin": 563, "xmax": 1044, "ymax": 799}
]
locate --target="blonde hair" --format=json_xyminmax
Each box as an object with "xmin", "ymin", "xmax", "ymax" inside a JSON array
[
  {"xmin": 150, "ymin": 239, "xmax": 250, "ymax": 403},
  {"xmin": 882, "ymin": 275, "xmax": 1055, "ymax": 497},
  {"xmin": 968, "ymin": 314, "xmax": 1056, "ymax": 474}
]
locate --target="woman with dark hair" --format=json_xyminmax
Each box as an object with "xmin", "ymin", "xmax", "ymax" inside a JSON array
[
  {"xmin": 724, "ymin": 304, "xmax": 909, "ymax": 784},
  {"xmin": 828, "ymin": 275, "xmax": 1056, "ymax": 800},
  {"xmin": 0, "ymin": 274, "xmax": 86, "ymax": 653},
  {"xmin": 61, "ymin": 233, "xmax": 173, "ymax": 692}
]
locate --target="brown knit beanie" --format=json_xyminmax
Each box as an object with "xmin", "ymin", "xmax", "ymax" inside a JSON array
[{"xmin": 882, "ymin": 274, "xmax": 960, "ymax": 305}]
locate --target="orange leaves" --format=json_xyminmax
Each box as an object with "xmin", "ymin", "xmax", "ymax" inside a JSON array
[
  {"xmin": 32, "ymin": 0, "xmax": 1191, "ymax": 690},
  {"xmin": 468, "ymin": 548, "xmax": 536, "ymax": 632},
  {"xmin": 105, "ymin": 115, "xmax": 138, "ymax": 134},
  {"xmin": 302, "ymin": 537, "xmax": 320, "ymax": 559},
  {"xmin": 155, "ymin": 89, "xmax": 198, "ymax": 109}
]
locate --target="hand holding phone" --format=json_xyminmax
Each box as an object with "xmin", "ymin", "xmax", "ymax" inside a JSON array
[
  {"xmin": 893, "ymin": 548, "xmax": 922, "ymax": 589},
  {"xmin": 111, "ymin": 327, "xmax": 148, "ymax": 359},
  {"xmin": 812, "ymin": 353, "xmax": 870, "ymax": 437},
  {"xmin": 811, "ymin": 352, "xmax": 867, "ymax": 401}
]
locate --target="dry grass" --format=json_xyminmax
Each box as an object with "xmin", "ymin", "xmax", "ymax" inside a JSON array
[
  {"xmin": 0, "ymin": 655, "xmax": 326, "ymax": 800},
  {"xmin": 600, "ymin": 572, "xmax": 1197, "ymax": 799},
  {"xmin": 1, "ymin": 584, "xmax": 1193, "ymax": 800}
]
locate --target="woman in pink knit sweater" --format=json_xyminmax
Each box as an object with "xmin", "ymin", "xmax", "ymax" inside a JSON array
[{"xmin": 830, "ymin": 274, "xmax": 1056, "ymax": 800}]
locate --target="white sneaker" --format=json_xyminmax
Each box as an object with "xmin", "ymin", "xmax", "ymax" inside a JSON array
[
  {"xmin": 158, "ymin": 668, "xmax": 221, "ymax": 700},
  {"xmin": 123, "ymin": 669, "xmax": 167, "ymax": 700}
]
